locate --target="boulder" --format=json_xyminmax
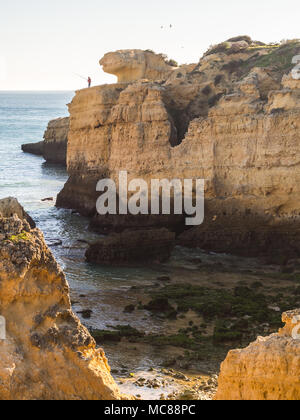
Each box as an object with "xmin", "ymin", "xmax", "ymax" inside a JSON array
[{"xmin": 85, "ymin": 228, "xmax": 175, "ymax": 265}]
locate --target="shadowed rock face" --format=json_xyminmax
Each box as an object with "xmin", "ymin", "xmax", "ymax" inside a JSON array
[
  {"xmin": 43, "ymin": 117, "xmax": 69, "ymax": 165},
  {"xmin": 85, "ymin": 228, "xmax": 176, "ymax": 265},
  {"xmin": 215, "ymin": 309, "xmax": 300, "ymax": 400},
  {"xmin": 57, "ymin": 39, "xmax": 300, "ymax": 257},
  {"xmin": 100, "ymin": 49, "xmax": 174, "ymax": 83},
  {"xmin": 22, "ymin": 117, "xmax": 69, "ymax": 166},
  {"xmin": 0, "ymin": 199, "xmax": 124, "ymax": 400},
  {"xmin": 21, "ymin": 141, "xmax": 44, "ymax": 156}
]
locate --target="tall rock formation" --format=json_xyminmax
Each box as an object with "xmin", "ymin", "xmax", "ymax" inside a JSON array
[
  {"xmin": 215, "ymin": 309, "xmax": 300, "ymax": 400},
  {"xmin": 57, "ymin": 38, "xmax": 300, "ymax": 256},
  {"xmin": 43, "ymin": 117, "xmax": 69, "ymax": 165},
  {"xmin": 0, "ymin": 199, "xmax": 123, "ymax": 400}
]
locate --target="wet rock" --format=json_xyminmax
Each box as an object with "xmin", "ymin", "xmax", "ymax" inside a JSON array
[
  {"xmin": 124, "ymin": 305, "xmax": 136, "ymax": 313},
  {"xmin": 85, "ymin": 229, "xmax": 175, "ymax": 266},
  {"xmin": 157, "ymin": 276, "xmax": 171, "ymax": 282},
  {"xmin": 144, "ymin": 298, "xmax": 173, "ymax": 313},
  {"xmin": 173, "ymin": 372, "xmax": 190, "ymax": 381},
  {"xmin": 48, "ymin": 240, "xmax": 63, "ymax": 247},
  {"xmin": 77, "ymin": 309, "xmax": 93, "ymax": 319},
  {"xmin": 22, "ymin": 141, "xmax": 44, "ymax": 156}
]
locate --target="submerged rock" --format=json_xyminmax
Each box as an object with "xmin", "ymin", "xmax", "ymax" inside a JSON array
[
  {"xmin": 215, "ymin": 309, "xmax": 300, "ymax": 400},
  {"xmin": 0, "ymin": 198, "xmax": 125, "ymax": 400}
]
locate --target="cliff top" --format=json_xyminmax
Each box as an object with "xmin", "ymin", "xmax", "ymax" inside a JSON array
[{"xmin": 99, "ymin": 37, "xmax": 300, "ymax": 85}]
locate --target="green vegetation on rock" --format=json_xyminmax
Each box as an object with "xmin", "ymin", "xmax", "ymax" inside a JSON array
[{"xmin": 8, "ymin": 231, "xmax": 31, "ymax": 243}]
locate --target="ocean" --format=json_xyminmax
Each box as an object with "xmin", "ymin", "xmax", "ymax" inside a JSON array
[{"xmin": 0, "ymin": 91, "xmax": 71, "ymax": 208}]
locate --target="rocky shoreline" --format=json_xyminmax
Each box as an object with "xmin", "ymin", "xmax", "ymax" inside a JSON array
[
  {"xmin": 68, "ymin": 241, "xmax": 300, "ymax": 399},
  {"xmin": 1, "ymin": 196, "xmax": 300, "ymax": 400},
  {"xmin": 7, "ymin": 35, "xmax": 300, "ymax": 400}
]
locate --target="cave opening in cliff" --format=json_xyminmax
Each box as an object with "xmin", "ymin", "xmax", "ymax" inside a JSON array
[{"xmin": 166, "ymin": 106, "xmax": 191, "ymax": 147}]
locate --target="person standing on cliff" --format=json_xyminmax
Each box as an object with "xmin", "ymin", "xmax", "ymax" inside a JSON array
[{"xmin": 88, "ymin": 77, "xmax": 91, "ymax": 88}]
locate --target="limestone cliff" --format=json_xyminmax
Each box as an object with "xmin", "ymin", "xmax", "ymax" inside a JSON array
[
  {"xmin": 22, "ymin": 117, "xmax": 69, "ymax": 166},
  {"xmin": 57, "ymin": 38, "xmax": 300, "ymax": 256},
  {"xmin": 215, "ymin": 309, "xmax": 300, "ymax": 400},
  {"xmin": 0, "ymin": 200, "xmax": 123, "ymax": 400}
]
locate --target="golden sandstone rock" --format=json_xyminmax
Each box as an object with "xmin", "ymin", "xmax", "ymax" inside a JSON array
[
  {"xmin": 100, "ymin": 49, "xmax": 175, "ymax": 83},
  {"xmin": 0, "ymin": 205, "xmax": 123, "ymax": 400},
  {"xmin": 215, "ymin": 309, "xmax": 300, "ymax": 400}
]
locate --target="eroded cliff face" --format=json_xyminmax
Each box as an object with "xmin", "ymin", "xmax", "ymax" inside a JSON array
[
  {"xmin": 57, "ymin": 38, "xmax": 300, "ymax": 256},
  {"xmin": 178, "ymin": 71, "xmax": 300, "ymax": 255},
  {"xmin": 215, "ymin": 309, "xmax": 300, "ymax": 400},
  {"xmin": 0, "ymin": 202, "xmax": 122, "ymax": 400}
]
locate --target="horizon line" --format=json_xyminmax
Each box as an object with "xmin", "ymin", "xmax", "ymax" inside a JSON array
[{"xmin": 0, "ymin": 89, "xmax": 75, "ymax": 93}]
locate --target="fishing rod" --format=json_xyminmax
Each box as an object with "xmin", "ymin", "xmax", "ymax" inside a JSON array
[{"xmin": 73, "ymin": 73, "xmax": 88, "ymax": 81}]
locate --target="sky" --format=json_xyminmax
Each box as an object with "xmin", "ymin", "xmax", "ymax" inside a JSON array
[{"xmin": 0, "ymin": 0, "xmax": 300, "ymax": 91}]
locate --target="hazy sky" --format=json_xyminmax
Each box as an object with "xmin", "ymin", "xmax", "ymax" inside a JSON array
[{"xmin": 1, "ymin": 0, "xmax": 299, "ymax": 90}]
